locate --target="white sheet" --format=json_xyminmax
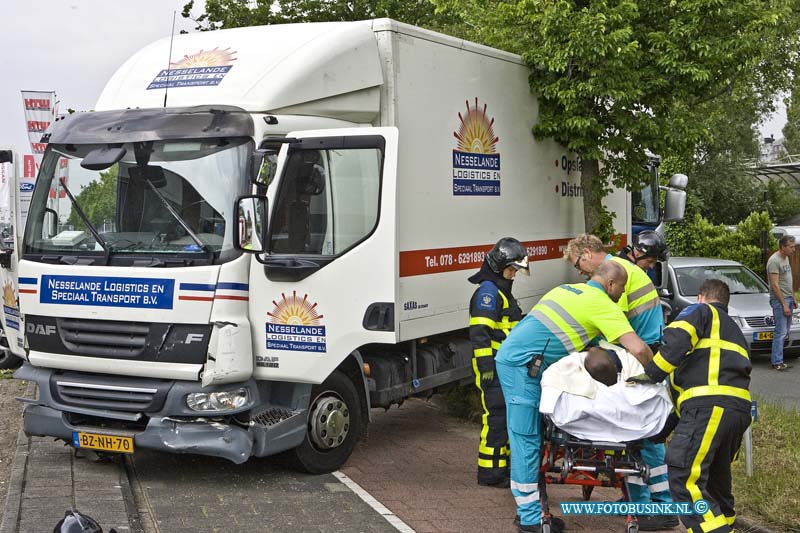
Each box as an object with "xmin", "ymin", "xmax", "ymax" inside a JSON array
[{"xmin": 539, "ymin": 342, "xmax": 673, "ymax": 442}]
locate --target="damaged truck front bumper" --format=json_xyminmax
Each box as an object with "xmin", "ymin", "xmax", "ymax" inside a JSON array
[{"xmin": 15, "ymin": 363, "xmax": 310, "ymax": 464}]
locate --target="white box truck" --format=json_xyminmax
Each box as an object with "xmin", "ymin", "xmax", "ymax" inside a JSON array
[{"xmin": 15, "ymin": 19, "xmax": 685, "ymax": 471}]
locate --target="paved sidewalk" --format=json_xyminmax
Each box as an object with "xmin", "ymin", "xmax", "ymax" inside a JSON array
[
  {"xmin": 0, "ymin": 431, "xmax": 136, "ymax": 533},
  {"xmin": 343, "ymin": 398, "xmax": 685, "ymax": 533}
]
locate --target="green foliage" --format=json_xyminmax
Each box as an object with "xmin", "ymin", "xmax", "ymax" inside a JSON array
[
  {"xmin": 433, "ymin": 0, "xmax": 800, "ymax": 233},
  {"xmin": 783, "ymin": 73, "xmax": 800, "ymax": 156},
  {"xmin": 732, "ymin": 397, "xmax": 800, "ymax": 530},
  {"xmin": 443, "ymin": 384, "xmax": 483, "ymax": 422},
  {"xmin": 666, "ymin": 211, "xmax": 776, "ymax": 277},
  {"xmin": 182, "ymin": 0, "xmax": 461, "ymax": 32},
  {"xmin": 766, "ymin": 179, "xmax": 800, "ymax": 224},
  {"xmin": 66, "ymin": 169, "xmax": 117, "ymax": 230}
]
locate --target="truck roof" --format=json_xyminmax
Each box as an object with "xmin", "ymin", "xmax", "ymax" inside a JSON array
[
  {"xmin": 95, "ymin": 20, "xmax": 385, "ymax": 114},
  {"xmin": 95, "ymin": 19, "xmax": 524, "ymax": 118}
]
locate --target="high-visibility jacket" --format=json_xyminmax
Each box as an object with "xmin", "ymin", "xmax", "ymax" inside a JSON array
[
  {"xmin": 645, "ymin": 302, "xmax": 752, "ymax": 412},
  {"xmin": 609, "ymin": 254, "xmax": 664, "ymax": 345},
  {"xmin": 496, "ymin": 280, "xmax": 634, "ymax": 367},
  {"xmin": 469, "ymin": 280, "xmax": 522, "ymax": 360}
]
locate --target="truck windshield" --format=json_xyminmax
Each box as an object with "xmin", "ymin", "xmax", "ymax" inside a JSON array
[{"xmin": 24, "ymin": 138, "xmax": 251, "ymax": 260}]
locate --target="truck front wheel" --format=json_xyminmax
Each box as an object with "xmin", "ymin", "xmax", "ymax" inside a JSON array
[{"xmin": 290, "ymin": 370, "xmax": 362, "ymax": 474}]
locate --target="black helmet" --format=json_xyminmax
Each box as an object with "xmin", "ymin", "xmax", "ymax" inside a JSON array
[
  {"xmin": 53, "ymin": 510, "xmax": 103, "ymax": 533},
  {"xmin": 633, "ymin": 230, "xmax": 668, "ymax": 261},
  {"xmin": 485, "ymin": 237, "xmax": 530, "ymax": 275}
]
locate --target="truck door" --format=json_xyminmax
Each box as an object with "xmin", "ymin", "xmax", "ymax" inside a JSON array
[{"xmin": 247, "ymin": 127, "xmax": 398, "ymax": 384}]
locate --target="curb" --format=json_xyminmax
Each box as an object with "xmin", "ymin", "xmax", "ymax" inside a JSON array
[
  {"xmin": 0, "ymin": 382, "xmax": 34, "ymax": 533},
  {"xmin": 734, "ymin": 516, "xmax": 779, "ymax": 533}
]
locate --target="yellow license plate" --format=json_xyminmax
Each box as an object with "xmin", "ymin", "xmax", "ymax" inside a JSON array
[
  {"xmin": 754, "ymin": 331, "xmax": 774, "ymax": 341},
  {"xmin": 73, "ymin": 431, "xmax": 134, "ymax": 453}
]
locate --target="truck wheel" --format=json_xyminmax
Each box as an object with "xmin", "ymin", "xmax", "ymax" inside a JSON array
[
  {"xmin": 0, "ymin": 332, "xmax": 20, "ymax": 370},
  {"xmin": 290, "ymin": 370, "xmax": 362, "ymax": 474}
]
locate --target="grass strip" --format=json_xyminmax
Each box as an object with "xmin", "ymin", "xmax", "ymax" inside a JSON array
[{"xmin": 731, "ymin": 397, "xmax": 799, "ymax": 531}]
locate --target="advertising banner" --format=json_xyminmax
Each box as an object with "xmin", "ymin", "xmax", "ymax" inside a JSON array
[
  {"xmin": 16, "ymin": 155, "xmax": 36, "ymax": 232},
  {"xmin": 0, "ymin": 155, "xmax": 11, "ymax": 224},
  {"xmin": 20, "ymin": 90, "xmax": 69, "ymax": 205}
]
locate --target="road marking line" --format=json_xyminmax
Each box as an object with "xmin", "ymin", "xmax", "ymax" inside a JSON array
[{"xmin": 332, "ymin": 470, "xmax": 415, "ymax": 533}]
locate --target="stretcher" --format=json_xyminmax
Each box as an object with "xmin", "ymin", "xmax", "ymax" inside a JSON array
[{"xmin": 539, "ymin": 416, "xmax": 649, "ymax": 533}]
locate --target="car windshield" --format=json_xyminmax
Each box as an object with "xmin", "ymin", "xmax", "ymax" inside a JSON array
[
  {"xmin": 23, "ymin": 138, "xmax": 251, "ymax": 259},
  {"xmin": 675, "ymin": 265, "xmax": 768, "ymax": 297}
]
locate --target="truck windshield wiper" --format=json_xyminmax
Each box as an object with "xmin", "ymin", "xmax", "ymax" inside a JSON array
[
  {"xmin": 59, "ymin": 177, "xmax": 109, "ymax": 252},
  {"xmin": 143, "ymin": 179, "xmax": 210, "ymax": 253}
]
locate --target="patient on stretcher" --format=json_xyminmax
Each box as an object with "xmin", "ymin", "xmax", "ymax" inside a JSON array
[{"xmin": 538, "ymin": 342, "xmax": 672, "ymax": 443}]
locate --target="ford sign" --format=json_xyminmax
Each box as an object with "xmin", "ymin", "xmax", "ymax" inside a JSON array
[{"xmin": 19, "ymin": 182, "xmax": 35, "ymax": 192}]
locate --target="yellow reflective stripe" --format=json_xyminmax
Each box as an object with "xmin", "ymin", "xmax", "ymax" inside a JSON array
[
  {"xmin": 473, "ymin": 347, "xmax": 493, "ymax": 357},
  {"xmin": 707, "ymin": 305, "xmax": 721, "ymax": 387},
  {"xmin": 668, "ymin": 320, "xmax": 699, "ymax": 347},
  {"xmin": 695, "ymin": 338, "xmax": 749, "ymax": 359},
  {"xmin": 473, "ymin": 358, "xmax": 490, "ymax": 459},
  {"xmin": 508, "ymin": 320, "xmax": 519, "ymax": 328},
  {"xmin": 653, "ymin": 352, "xmax": 676, "ymax": 374},
  {"xmin": 491, "ymin": 340, "xmax": 502, "ymax": 350},
  {"xmin": 498, "ymin": 291, "xmax": 509, "ymax": 310},
  {"xmin": 725, "ymin": 515, "xmax": 735, "ymax": 526},
  {"xmin": 479, "ymin": 444, "xmax": 510, "ymax": 457},
  {"xmin": 470, "ymin": 317, "xmax": 496, "ymax": 328},
  {"xmin": 478, "ymin": 458, "xmax": 508, "ymax": 468},
  {"xmin": 700, "ymin": 513, "xmax": 730, "ymax": 532},
  {"xmin": 686, "ymin": 406, "xmax": 723, "ymax": 529},
  {"xmin": 677, "ymin": 385, "xmax": 752, "ymax": 410}
]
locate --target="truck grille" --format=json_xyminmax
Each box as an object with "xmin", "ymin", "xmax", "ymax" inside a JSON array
[
  {"xmin": 744, "ymin": 316, "xmax": 774, "ymax": 328},
  {"xmin": 55, "ymin": 380, "xmax": 159, "ymax": 412},
  {"xmin": 57, "ymin": 318, "xmax": 149, "ymax": 357}
]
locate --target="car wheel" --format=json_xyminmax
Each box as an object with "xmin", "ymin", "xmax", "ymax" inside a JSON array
[{"xmin": 289, "ymin": 370, "xmax": 362, "ymax": 474}]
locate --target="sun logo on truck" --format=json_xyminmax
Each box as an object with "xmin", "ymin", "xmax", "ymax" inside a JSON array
[
  {"xmin": 454, "ymin": 98, "xmax": 499, "ymax": 154},
  {"xmin": 147, "ymin": 47, "xmax": 238, "ymax": 91},
  {"xmin": 3, "ymin": 281, "xmax": 16, "ymax": 308},
  {"xmin": 452, "ymin": 98, "xmax": 501, "ymax": 196},
  {"xmin": 268, "ymin": 291, "xmax": 324, "ymax": 326},
  {"xmin": 170, "ymin": 47, "xmax": 238, "ymax": 68}
]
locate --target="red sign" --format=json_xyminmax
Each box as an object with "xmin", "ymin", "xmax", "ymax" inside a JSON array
[
  {"xmin": 23, "ymin": 98, "xmax": 51, "ymax": 111},
  {"xmin": 27, "ymin": 120, "xmax": 50, "ymax": 133},
  {"xmin": 23, "ymin": 155, "xmax": 36, "ymax": 178}
]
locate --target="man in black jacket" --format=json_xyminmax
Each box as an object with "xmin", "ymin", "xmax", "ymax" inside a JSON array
[{"xmin": 630, "ymin": 279, "xmax": 752, "ymax": 533}]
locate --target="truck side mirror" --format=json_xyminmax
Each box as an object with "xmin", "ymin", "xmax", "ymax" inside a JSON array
[
  {"xmin": 234, "ymin": 195, "xmax": 268, "ymax": 254},
  {"xmin": 668, "ymin": 173, "xmax": 688, "ymax": 190},
  {"xmin": 44, "ymin": 208, "xmax": 58, "ymax": 239},
  {"xmin": 251, "ymin": 149, "xmax": 279, "ymax": 186},
  {"xmin": 663, "ymin": 189, "xmax": 686, "ymax": 222}
]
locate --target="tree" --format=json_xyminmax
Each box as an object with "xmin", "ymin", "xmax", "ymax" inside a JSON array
[
  {"xmin": 783, "ymin": 73, "xmax": 800, "ymax": 156},
  {"xmin": 66, "ymin": 170, "xmax": 117, "ymax": 231},
  {"xmin": 181, "ymin": 0, "xmax": 460, "ymax": 32},
  {"xmin": 433, "ymin": 0, "xmax": 800, "ymax": 239}
]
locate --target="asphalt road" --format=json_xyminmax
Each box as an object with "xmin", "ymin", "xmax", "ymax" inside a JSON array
[{"xmin": 748, "ymin": 353, "xmax": 800, "ymax": 410}]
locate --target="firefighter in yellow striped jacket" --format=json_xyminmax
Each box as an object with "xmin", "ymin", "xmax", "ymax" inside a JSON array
[
  {"xmin": 468, "ymin": 237, "xmax": 529, "ymax": 487},
  {"xmin": 630, "ymin": 278, "xmax": 752, "ymax": 533}
]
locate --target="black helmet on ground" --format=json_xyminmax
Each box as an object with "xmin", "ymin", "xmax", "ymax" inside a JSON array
[
  {"xmin": 53, "ymin": 510, "xmax": 103, "ymax": 533},
  {"xmin": 633, "ymin": 230, "xmax": 668, "ymax": 261},
  {"xmin": 485, "ymin": 237, "xmax": 530, "ymax": 275}
]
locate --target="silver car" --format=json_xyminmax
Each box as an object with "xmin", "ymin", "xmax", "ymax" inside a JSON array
[{"xmin": 661, "ymin": 257, "xmax": 800, "ymax": 358}]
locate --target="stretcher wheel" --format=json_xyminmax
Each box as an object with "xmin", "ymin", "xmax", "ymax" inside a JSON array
[
  {"xmin": 581, "ymin": 485, "xmax": 593, "ymax": 500},
  {"xmin": 626, "ymin": 520, "xmax": 639, "ymax": 533}
]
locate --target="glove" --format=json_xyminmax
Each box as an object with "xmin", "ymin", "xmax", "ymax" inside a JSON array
[{"xmin": 626, "ymin": 373, "xmax": 655, "ymax": 385}]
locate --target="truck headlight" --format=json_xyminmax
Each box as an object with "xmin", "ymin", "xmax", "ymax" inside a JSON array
[
  {"xmin": 730, "ymin": 316, "xmax": 745, "ymax": 328},
  {"xmin": 186, "ymin": 388, "xmax": 250, "ymax": 412}
]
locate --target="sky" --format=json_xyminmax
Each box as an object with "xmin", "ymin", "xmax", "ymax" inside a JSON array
[
  {"xmin": 0, "ymin": 1, "xmax": 789, "ymax": 156},
  {"xmin": 0, "ymin": 0, "xmax": 202, "ymax": 156}
]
